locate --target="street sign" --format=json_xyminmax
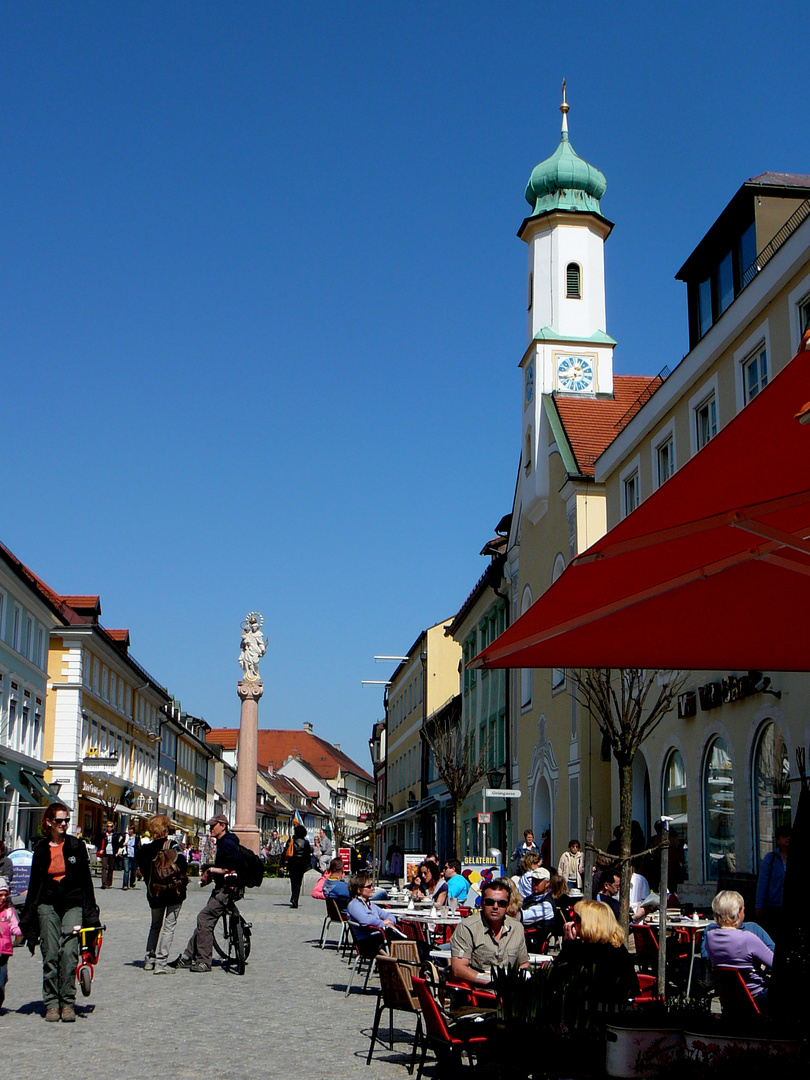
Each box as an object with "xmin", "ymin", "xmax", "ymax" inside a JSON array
[
  {"xmin": 483, "ymin": 788, "xmax": 522, "ymax": 799},
  {"xmin": 476, "ymin": 812, "xmax": 492, "ymax": 825}
]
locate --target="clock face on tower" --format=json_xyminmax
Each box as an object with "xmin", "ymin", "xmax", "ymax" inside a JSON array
[
  {"xmin": 557, "ymin": 354, "xmax": 594, "ymax": 392},
  {"xmin": 524, "ymin": 362, "xmax": 534, "ymax": 405}
]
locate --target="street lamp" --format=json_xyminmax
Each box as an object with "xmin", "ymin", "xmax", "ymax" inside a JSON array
[{"xmin": 487, "ymin": 768, "xmax": 505, "ymax": 790}]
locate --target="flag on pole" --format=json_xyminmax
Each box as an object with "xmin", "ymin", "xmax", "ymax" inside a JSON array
[{"xmin": 293, "ymin": 809, "xmax": 304, "ymax": 828}]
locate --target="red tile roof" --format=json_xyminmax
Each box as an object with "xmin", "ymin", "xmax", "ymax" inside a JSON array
[
  {"xmin": 554, "ymin": 375, "xmax": 664, "ymax": 477},
  {"xmin": 206, "ymin": 727, "xmax": 373, "ymax": 783}
]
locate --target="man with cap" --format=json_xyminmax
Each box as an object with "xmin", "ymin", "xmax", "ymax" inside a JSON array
[
  {"xmin": 522, "ymin": 867, "xmax": 555, "ymax": 931},
  {"xmin": 173, "ymin": 814, "xmax": 244, "ymax": 972}
]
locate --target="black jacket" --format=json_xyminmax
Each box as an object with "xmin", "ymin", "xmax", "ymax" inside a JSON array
[{"xmin": 20, "ymin": 835, "xmax": 100, "ymax": 943}]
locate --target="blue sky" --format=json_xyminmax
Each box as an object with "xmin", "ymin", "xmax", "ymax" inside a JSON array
[{"xmin": 3, "ymin": 3, "xmax": 810, "ymax": 769}]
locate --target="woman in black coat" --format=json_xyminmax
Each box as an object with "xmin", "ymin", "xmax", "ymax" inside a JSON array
[
  {"xmin": 286, "ymin": 825, "xmax": 312, "ymax": 909},
  {"xmin": 20, "ymin": 802, "xmax": 99, "ymax": 1023}
]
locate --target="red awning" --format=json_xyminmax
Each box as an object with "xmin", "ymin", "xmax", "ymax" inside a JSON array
[{"xmin": 474, "ymin": 344, "xmax": 810, "ymax": 673}]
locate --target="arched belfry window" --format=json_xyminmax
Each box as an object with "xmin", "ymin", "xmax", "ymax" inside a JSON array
[{"xmin": 566, "ymin": 263, "xmax": 581, "ymax": 299}]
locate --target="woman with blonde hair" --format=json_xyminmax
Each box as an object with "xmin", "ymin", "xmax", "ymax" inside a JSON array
[
  {"xmin": 136, "ymin": 814, "xmax": 188, "ymax": 973},
  {"xmin": 551, "ymin": 899, "xmax": 638, "ymax": 1005},
  {"xmin": 705, "ymin": 890, "xmax": 773, "ymax": 1004}
]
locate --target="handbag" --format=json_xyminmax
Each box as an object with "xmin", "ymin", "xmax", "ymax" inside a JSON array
[{"xmin": 284, "ymin": 836, "xmax": 294, "ymax": 860}]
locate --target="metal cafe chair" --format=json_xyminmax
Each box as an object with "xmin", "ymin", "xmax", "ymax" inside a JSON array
[
  {"xmin": 411, "ymin": 973, "xmax": 491, "ymax": 1080},
  {"xmin": 366, "ymin": 954, "xmax": 424, "ymax": 1073},
  {"xmin": 319, "ymin": 896, "xmax": 349, "ymax": 950},
  {"xmin": 713, "ymin": 965, "xmax": 762, "ymax": 1019},
  {"xmin": 345, "ymin": 922, "xmax": 387, "ymax": 997}
]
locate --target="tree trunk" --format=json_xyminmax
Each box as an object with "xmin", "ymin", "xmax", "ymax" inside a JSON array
[
  {"xmin": 453, "ymin": 798, "xmax": 463, "ymax": 861},
  {"xmin": 618, "ymin": 759, "xmax": 634, "ymax": 935}
]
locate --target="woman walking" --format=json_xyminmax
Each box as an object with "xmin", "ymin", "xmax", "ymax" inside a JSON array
[
  {"xmin": 137, "ymin": 814, "xmax": 188, "ymax": 973},
  {"xmin": 286, "ymin": 825, "xmax": 312, "ymax": 908},
  {"xmin": 20, "ymin": 802, "xmax": 100, "ymax": 1022}
]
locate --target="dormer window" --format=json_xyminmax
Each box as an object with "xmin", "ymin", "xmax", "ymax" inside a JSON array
[{"xmin": 566, "ymin": 263, "xmax": 581, "ymax": 298}]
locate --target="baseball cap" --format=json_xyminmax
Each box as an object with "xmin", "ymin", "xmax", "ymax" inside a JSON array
[
  {"xmin": 207, "ymin": 814, "xmax": 229, "ymax": 828},
  {"xmin": 529, "ymin": 868, "xmax": 551, "ymax": 881}
]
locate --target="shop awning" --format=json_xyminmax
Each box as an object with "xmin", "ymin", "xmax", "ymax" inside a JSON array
[
  {"xmin": 473, "ymin": 343, "xmax": 810, "ymax": 673},
  {"xmin": 20, "ymin": 768, "xmax": 60, "ymax": 801},
  {"xmin": 0, "ymin": 760, "xmax": 40, "ymax": 806}
]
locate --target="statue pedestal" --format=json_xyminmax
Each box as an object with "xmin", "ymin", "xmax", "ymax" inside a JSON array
[{"xmin": 234, "ymin": 679, "xmax": 262, "ymax": 853}]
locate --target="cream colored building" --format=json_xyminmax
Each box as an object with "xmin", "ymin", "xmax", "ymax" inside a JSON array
[{"xmin": 380, "ymin": 620, "xmax": 461, "ymax": 855}]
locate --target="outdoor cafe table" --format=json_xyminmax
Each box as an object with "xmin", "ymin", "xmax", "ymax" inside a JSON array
[{"xmin": 642, "ymin": 916, "xmax": 711, "ymax": 997}]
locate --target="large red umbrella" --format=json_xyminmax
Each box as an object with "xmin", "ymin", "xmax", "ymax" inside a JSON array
[{"xmin": 473, "ymin": 341, "xmax": 810, "ymax": 673}]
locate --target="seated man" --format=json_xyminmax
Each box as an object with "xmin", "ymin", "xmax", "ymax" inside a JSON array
[
  {"xmin": 323, "ymin": 857, "xmax": 350, "ymax": 913},
  {"xmin": 450, "ymin": 877, "xmax": 530, "ymax": 987},
  {"xmin": 440, "ymin": 859, "xmax": 469, "ymax": 906},
  {"xmin": 596, "ymin": 868, "xmax": 621, "ymax": 919},
  {"xmin": 346, "ymin": 872, "xmax": 402, "ymax": 942},
  {"xmin": 522, "ymin": 868, "xmax": 555, "ymax": 931}
]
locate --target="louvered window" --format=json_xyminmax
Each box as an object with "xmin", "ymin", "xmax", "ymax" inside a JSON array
[{"xmin": 566, "ymin": 263, "xmax": 581, "ymax": 298}]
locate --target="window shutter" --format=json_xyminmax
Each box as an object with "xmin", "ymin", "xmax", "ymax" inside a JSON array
[{"xmin": 566, "ymin": 264, "xmax": 581, "ymax": 298}]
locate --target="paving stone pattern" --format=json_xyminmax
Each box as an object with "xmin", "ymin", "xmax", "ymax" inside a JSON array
[{"xmin": 0, "ymin": 870, "xmax": 428, "ymax": 1080}]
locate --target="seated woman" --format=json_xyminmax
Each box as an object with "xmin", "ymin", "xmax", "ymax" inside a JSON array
[
  {"xmin": 410, "ymin": 860, "xmax": 443, "ymax": 903},
  {"xmin": 515, "ymin": 853, "xmax": 542, "ymax": 899},
  {"xmin": 551, "ymin": 899, "xmax": 638, "ymax": 1009},
  {"xmin": 704, "ymin": 890, "xmax": 773, "ymax": 1005},
  {"xmin": 346, "ymin": 872, "xmax": 402, "ymax": 943}
]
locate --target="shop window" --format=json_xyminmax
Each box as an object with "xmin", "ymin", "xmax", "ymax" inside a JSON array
[
  {"xmin": 663, "ymin": 749, "xmax": 689, "ymax": 879},
  {"xmin": 703, "ymin": 736, "xmax": 735, "ymax": 879},
  {"xmin": 753, "ymin": 721, "xmax": 791, "ymax": 869}
]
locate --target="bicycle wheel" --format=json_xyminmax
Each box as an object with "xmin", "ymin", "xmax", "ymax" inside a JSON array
[
  {"xmin": 242, "ymin": 920, "xmax": 252, "ymax": 960},
  {"xmin": 79, "ymin": 964, "xmax": 92, "ymax": 997},
  {"xmin": 232, "ymin": 917, "xmax": 246, "ymax": 975},
  {"xmin": 212, "ymin": 912, "xmax": 229, "ymax": 959}
]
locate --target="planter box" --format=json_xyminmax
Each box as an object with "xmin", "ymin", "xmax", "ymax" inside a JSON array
[
  {"xmin": 606, "ymin": 1025, "xmax": 684, "ymax": 1078},
  {"xmin": 683, "ymin": 1029, "xmax": 802, "ymax": 1061}
]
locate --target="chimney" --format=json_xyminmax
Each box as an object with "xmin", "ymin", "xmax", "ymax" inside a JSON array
[
  {"xmin": 303, "ymin": 722, "xmax": 313, "ymax": 734},
  {"xmin": 334, "ymin": 743, "xmax": 340, "ymax": 751}
]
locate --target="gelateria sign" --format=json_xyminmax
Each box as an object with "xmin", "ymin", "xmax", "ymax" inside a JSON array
[{"xmin": 81, "ymin": 779, "xmax": 108, "ymax": 799}]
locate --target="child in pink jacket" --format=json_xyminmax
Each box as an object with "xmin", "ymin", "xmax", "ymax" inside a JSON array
[{"xmin": 0, "ymin": 876, "xmax": 22, "ymax": 1009}]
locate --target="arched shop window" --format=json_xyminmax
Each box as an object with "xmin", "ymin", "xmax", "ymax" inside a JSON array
[
  {"xmin": 753, "ymin": 721, "xmax": 791, "ymax": 869},
  {"xmin": 703, "ymin": 737, "xmax": 735, "ymax": 879},
  {"xmin": 663, "ymin": 749, "xmax": 689, "ymax": 879}
]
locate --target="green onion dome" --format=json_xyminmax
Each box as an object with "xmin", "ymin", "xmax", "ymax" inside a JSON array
[{"xmin": 524, "ymin": 87, "xmax": 606, "ymax": 216}]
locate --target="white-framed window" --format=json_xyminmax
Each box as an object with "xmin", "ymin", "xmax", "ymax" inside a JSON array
[
  {"xmin": 0, "ymin": 591, "xmax": 5, "ymax": 642},
  {"xmin": 12, "ymin": 605, "xmax": 21, "ymax": 652},
  {"xmin": 788, "ymin": 270, "xmax": 810, "ymax": 354},
  {"xmin": 743, "ymin": 345, "xmax": 768, "ymax": 403},
  {"xmin": 619, "ymin": 455, "xmax": 641, "ymax": 519},
  {"xmin": 524, "ymin": 427, "xmax": 532, "ymax": 474},
  {"xmin": 689, "ymin": 374, "xmax": 720, "ymax": 458},
  {"xmin": 652, "ymin": 420, "xmax": 676, "ymax": 489}
]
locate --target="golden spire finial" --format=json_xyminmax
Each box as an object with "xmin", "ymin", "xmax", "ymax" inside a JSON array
[{"xmin": 560, "ymin": 78, "xmax": 569, "ymax": 136}]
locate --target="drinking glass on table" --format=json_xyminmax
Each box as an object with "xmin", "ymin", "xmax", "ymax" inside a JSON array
[{"xmin": 448, "ymin": 895, "xmax": 458, "ymax": 913}]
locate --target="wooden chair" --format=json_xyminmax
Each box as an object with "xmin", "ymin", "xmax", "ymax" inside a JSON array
[
  {"xmin": 389, "ymin": 939, "xmax": 421, "ymax": 965},
  {"xmin": 366, "ymin": 955, "xmax": 423, "ymax": 1073},
  {"xmin": 411, "ymin": 974, "xmax": 491, "ymax": 1080},
  {"xmin": 319, "ymin": 896, "xmax": 349, "ymax": 950},
  {"xmin": 713, "ymin": 965, "xmax": 762, "ymax": 1019},
  {"xmin": 346, "ymin": 922, "xmax": 387, "ymax": 997}
]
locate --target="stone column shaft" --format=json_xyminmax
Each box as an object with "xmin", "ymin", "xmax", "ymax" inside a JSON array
[{"xmin": 234, "ymin": 679, "xmax": 263, "ymax": 853}]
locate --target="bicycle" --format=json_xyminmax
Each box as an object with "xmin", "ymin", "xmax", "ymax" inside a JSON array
[
  {"xmin": 61, "ymin": 923, "xmax": 107, "ymax": 997},
  {"xmin": 209, "ymin": 876, "xmax": 252, "ymax": 975}
]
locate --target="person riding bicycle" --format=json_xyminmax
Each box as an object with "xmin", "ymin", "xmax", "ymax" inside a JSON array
[{"xmin": 173, "ymin": 814, "xmax": 244, "ymax": 973}]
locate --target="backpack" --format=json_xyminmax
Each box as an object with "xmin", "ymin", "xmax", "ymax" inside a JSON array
[
  {"xmin": 150, "ymin": 840, "xmax": 188, "ymax": 904},
  {"xmin": 238, "ymin": 844, "xmax": 264, "ymax": 888}
]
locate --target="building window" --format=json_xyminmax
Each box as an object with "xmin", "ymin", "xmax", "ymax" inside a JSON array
[
  {"xmin": 623, "ymin": 470, "xmax": 639, "ymax": 517},
  {"xmin": 524, "ymin": 427, "xmax": 532, "ymax": 474},
  {"xmin": 566, "ymin": 263, "xmax": 581, "ymax": 299},
  {"xmin": 799, "ymin": 292, "xmax": 810, "ymax": 339},
  {"xmin": 697, "ymin": 277, "xmax": 712, "ymax": 339},
  {"xmin": 527, "ymin": 271, "xmax": 533, "ymax": 310},
  {"xmin": 552, "ymin": 555, "xmax": 566, "ymax": 692},
  {"xmin": 656, "ymin": 436, "xmax": 675, "ymax": 487},
  {"xmin": 12, "ymin": 605, "xmax": 21, "ymax": 652},
  {"xmin": 717, "ymin": 250, "xmax": 734, "ymax": 316},
  {"xmin": 703, "ymin": 736, "xmax": 735, "ymax": 879},
  {"xmin": 695, "ymin": 394, "xmax": 717, "ymax": 450},
  {"xmin": 663, "ymin": 749, "xmax": 689, "ymax": 880},
  {"xmin": 753, "ymin": 721, "xmax": 791, "ymax": 869},
  {"xmin": 743, "ymin": 344, "xmax": 769, "ymax": 403}
]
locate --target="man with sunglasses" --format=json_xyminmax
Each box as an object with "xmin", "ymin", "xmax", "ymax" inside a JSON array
[{"xmin": 450, "ymin": 877, "xmax": 529, "ymax": 986}]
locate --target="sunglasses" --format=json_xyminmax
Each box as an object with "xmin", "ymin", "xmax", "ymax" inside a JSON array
[
  {"xmin": 55, "ymin": 817, "xmax": 71, "ymax": 823},
  {"xmin": 482, "ymin": 898, "xmax": 509, "ymax": 908}
]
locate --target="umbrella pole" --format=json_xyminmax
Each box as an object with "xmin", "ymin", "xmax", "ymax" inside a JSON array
[{"xmin": 657, "ymin": 821, "xmax": 670, "ymax": 998}]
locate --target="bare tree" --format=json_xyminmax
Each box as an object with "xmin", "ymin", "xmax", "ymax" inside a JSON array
[
  {"xmin": 422, "ymin": 695, "xmax": 489, "ymax": 860},
  {"xmin": 572, "ymin": 668, "xmax": 686, "ymax": 931}
]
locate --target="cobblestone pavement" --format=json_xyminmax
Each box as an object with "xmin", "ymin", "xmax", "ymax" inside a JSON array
[{"xmin": 0, "ymin": 870, "xmax": 429, "ymax": 1080}]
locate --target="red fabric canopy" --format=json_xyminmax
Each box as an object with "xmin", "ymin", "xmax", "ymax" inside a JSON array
[{"xmin": 474, "ymin": 345, "xmax": 810, "ymax": 673}]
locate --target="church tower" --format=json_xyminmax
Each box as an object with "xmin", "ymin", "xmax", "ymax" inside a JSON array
[{"xmin": 518, "ymin": 86, "xmax": 615, "ymax": 522}]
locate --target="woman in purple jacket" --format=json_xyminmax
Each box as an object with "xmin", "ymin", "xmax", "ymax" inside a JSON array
[{"xmin": 705, "ymin": 890, "xmax": 774, "ymax": 1004}]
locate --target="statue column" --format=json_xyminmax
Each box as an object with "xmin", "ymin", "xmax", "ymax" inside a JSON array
[{"xmin": 234, "ymin": 679, "xmax": 263, "ymax": 853}]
